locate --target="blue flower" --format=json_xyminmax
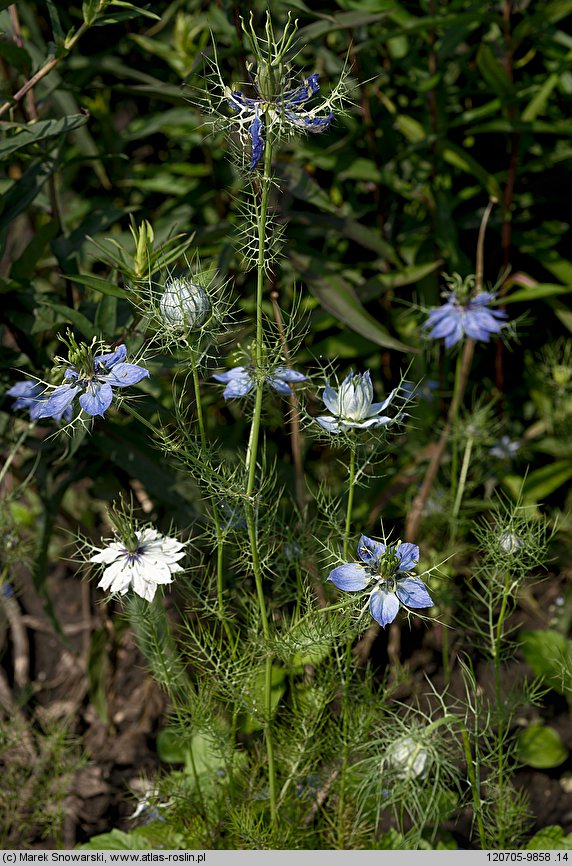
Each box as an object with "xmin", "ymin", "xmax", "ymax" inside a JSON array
[
  {"xmin": 316, "ymin": 371, "xmax": 397, "ymax": 434},
  {"xmin": 490, "ymin": 435, "xmax": 520, "ymax": 460},
  {"xmin": 328, "ymin": 535, "xmax": 433, "ymax": 628},
  {"xmin": 6, "ymin": 379, "xmax": 73, "ymax": 422},
  {"xmin": 227, "ymin": 73, "xmax": 334, "ymax": 170},
  {"xmin": 212, "ymin": 365, "xmax": 307, "ymax": 400},
  {"xmin": 424, "ymin": 291, "xmax": 507, "ymax": 349},
  {"xmin": 35, "ymin": 345, "xmax": 149, "ymax": 420}
]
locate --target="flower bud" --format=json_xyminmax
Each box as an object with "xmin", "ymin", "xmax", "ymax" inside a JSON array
[
  {"xmin": 387, "ymin": 736, "xmax": 430, "ymax": 780},
  {"xmin": 499, "ymin": 531, "xmax": 524, "ymax": 554},
  {"xmin": 159, "ymin": 278, "xmax": 210, "ymax": 329}
]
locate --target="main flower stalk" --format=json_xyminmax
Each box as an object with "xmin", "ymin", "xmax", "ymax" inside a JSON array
[{"xmin": 244, "ymin": 133, "xmax": 278, "ymax": 827}]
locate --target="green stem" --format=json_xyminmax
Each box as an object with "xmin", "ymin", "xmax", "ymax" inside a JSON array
[
  {"xmin": 492, "ymin": 568, "xmax": 512, "ymax": 848},
  {"xmin": 337, "ymin": 640, "xmax": 353, "ymax": 848},
  {"xmin": 427, "ymin": 715, "xmax": 487, "ymax": 848},
  {"xmin": 244, "ymin": 135, "xmax": 278, "ymax": 828},
  {"xmin": 0, "ymin": 20, "xmax": 90, "ymax": 118},
  {"xmin": 189, "ymin": 354, "xmax": 232, "ymax": 645},
  {"xmin": 344, "ymin": 448, "xmax": 356, "ymax": 560},
  {"xmin": 450, "ymin": 350, "xmax": 464, "ymax": 504},
  {"xmin": 450, "ymin": 435, "xmax": 474, "ymax": 542}
]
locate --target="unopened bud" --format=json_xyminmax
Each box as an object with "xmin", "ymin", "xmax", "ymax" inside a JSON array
[
  {"xmin": 159, "ymin": 278, "xmax": 210, "ymax": 330},
  {"xmin": 387, "ymin": 736, "xmax": 430, "ymax": 780},
  {"xmin": 499, "ymin": 531, "xmax": 524, "ymax": 554}
]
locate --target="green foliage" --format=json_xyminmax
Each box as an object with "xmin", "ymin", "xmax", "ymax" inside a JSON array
[
  {"xmin": 518, "ymin": 724, "xmax": 569, "ymax": 769},
  {"xmin": 1, "ymin": 0, "xmax": 571, "ymax": 852}
]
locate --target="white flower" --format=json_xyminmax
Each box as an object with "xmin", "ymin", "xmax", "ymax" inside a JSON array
[
  {"xmin": 159, "ymin": 277, "xmax": 210, "ymax": 329},
  {"xmin": 90, "ymin": 528, "xmax": 185, "ymax": 602},
  {"xmin": 316, "ymin": 370, "xmax": 397, "ymax": 433}
]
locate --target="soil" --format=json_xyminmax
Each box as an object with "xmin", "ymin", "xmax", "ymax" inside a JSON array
[{"xmin": 1, "ymin": 562, "xmax": 571, "ymax": 849}]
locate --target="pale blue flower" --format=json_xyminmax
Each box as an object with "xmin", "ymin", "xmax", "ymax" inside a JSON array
[
  {"xmin": 424, "ymin": 291, "xmax": 507, "ymax": 349},
  {"xmin": 328, "ymin": 535, "xmax": 433, "ymax": 628},
  {"xmin": 316, "ymin": 370, "xmax": 397, "ymax": 434},
  {"xmin": 6, "ymin": 379, "xmax": 73, "ymax": 422},
  {"xmin": 35, "ymin": 345, "xmax": 149, "ymax": 420},
  {"xmin": 212, "ymin": 365, "xmax": 307, "ymax": 400},
  {"xmin": 227, "ymin": 73, "xmax": 334, "ymax": 170},
  {"xmin": 490, "ymin": 435, "xmax": 520, "ymax": 460}
]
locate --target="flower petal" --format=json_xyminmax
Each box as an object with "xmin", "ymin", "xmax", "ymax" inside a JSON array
[
  {"xmin": 95, "ymin": 345, "xmax": 127, "ymax": 369},
  {"xmin": 396, "ymin": 542, "xmax": 419, "ymax": 573},
  {"xmin": 396, "ymin": 577, "xmax": 433, "ymax": 609},
  {"xmin": 369, "ymin": 588, "xmax": 400, "ymax": 627},
  {"xmin": 249, "ymin": 115, "xmax": 264, "ymax": 170},
  {"xmin": 79, "ymin": 382, "xmax": 113, "ymax": 416},
  {"xmin": 272, "ymin": 367, "xmax": 307, "ymax": 383},
  {"xmin": 328, "ymin": 563, "xmax": 369, "ymax": 592},
  {"xmin": 322, "ymin": 384, "xmax": 339, "ymax": 415},
  {"xmin": 357, "ymin": 535, "xmax": 386, "ymax": 565},
  {"xmin": 103, "ymin": 362, "xmax": 149, "ymax": 387},
  {"xmin": 315, "ymin": 415, "xmax": 341, "ymax": 433},
  {"xmin": 35, "ymin": 384, "xmax": 80, "ymax": 419},
  {"xmin": 213, "ymin": 368, "xmax": 253, "ymax": 399}
]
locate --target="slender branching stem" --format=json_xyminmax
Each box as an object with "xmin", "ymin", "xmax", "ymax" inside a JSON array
[
  {"xmin": 189, "ymin": 352, "xmax": 232, "ymax": 646},
  {"xmin": 344, "ymin": 447, "xmax": 356, "ymax": 560},
  {"xmin": 244, "ymin": 136, "xmax": 278, "ymax": 828},
  {"xmin": 0, "ymin": 19, "xmax": 90, "ymax": 118},
  {"xmin": 337, "ymin": 640, "xmax": 352, "ymax": 848}
]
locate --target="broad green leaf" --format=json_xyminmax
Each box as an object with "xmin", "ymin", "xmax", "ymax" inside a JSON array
[
  {"xmin": 94, "ymin": 293, "xmax": 117, "ymax": 337},
  {"xmin": 0, "ymin": 114, "xmax": 89, "ymax": 160},
  {"xmin": 502, "ymin": 460, "xmax": 572, "ymax": 503},
  {"xmin": 504, "ymin": 283, "xmax": 572, "ymax": 304},
  {"xmin": 109, "ymin": 0, "xmax": 161, "ymax": 20},
  {"xmin": 0, "ymin": 156, "xmax": 56, "ymax": 235},
  {"xmin": 46, "ymin": 0, "xmax": 65, "ymax": 42},
  {"xmin": 395, "ymin": 114, "xmax": 426, "ymax": 143},
  {"xmin": 285, "ymin": 166, "xmax": 338, "ymax": 214},
  {"xmin": 66, "ymin": 273, "xmax": 130, "ymax": 299},
  {"xmin": 290, "ymin": 210, "xmax": 401, "ymax": 263},
  {"xmin": 291, "ymin": 253, "xmax": 416, "ymax": 354},
  {"xmin": 522, "ymin": 49, "xmax": 572, "ymax": 122},
  {"xmin": 11, "ymin": 220, "xmax": 59, "ymax": 282},
  {"xmin": 550, "ymin": 299, "xmax": 572, "ymax": 334},
  {"xmin": 360, "ymin": 261, "xmax": 442, "ymax": 299},
  {"xmin": 0, "ymin": 38, "xmax": 31, "ymax": 73},
  {"xmin": 297, "ymin": 10, "xmax": 390, "ymax": 41},
  {"xmin": 521, "ymin": 629, "xmax": 572, "ymax": 696},
  {"xmin": 39, "ymin": 301, "xmax": 96, "ymax": 340},
  {"xmin": 518, "ymin": 724, "xmax": 568, "ymax": 769},
  {"xmin": 476, "ymin": 44, "xmax": 517, "ymax": 103},
  {"xmin": 442, "ymin": 143, "xmax": 502, "ymax": 198},
  {"xmin": 78, "ymin": 825, "xmax": 186, "ymax": 850},
  {"xmin": 527, "ymin": 827, "xmax": 572, "ymax": 850},
  {"xmin": 338, "ymin": 158, "xmax": 382, "ymax": 183}
]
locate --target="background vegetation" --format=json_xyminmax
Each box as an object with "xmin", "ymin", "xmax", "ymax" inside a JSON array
[{"xmin": 1, "ymin": 0, "xmax": 572, "ymax": 850}]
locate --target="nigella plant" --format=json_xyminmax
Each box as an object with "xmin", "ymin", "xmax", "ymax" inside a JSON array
[
  {"xmin": 423, "ymin": 273, "xmax": 507, "ymax": 349},
  {"xmin": 316, "ymin": 370, "xmax": 398, "ymax": 434},
  {"xmin": 6, "ymin": 380, "xmax": 73, "ymax": 422},
  {"xmin": 90, "ymin": 527, "xmax": 186, "ymax": 603},
  {"xmin": 200, "ymin": 12, "xmax": 348, "ymax": 175},
  {"xmin": 228, "ymin": 71, "xmax": 334, "ymax": 171},
  {"xmin": 35, "ymin": 335, "xmax": 149, "ymax": 421},
  {"xmin": 328, "ymin": 535, "xmax": 433, "ymax": 627},
  {"xmin": 213, "ymin": 365, "xmax": 307, "ymax": 399}
]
